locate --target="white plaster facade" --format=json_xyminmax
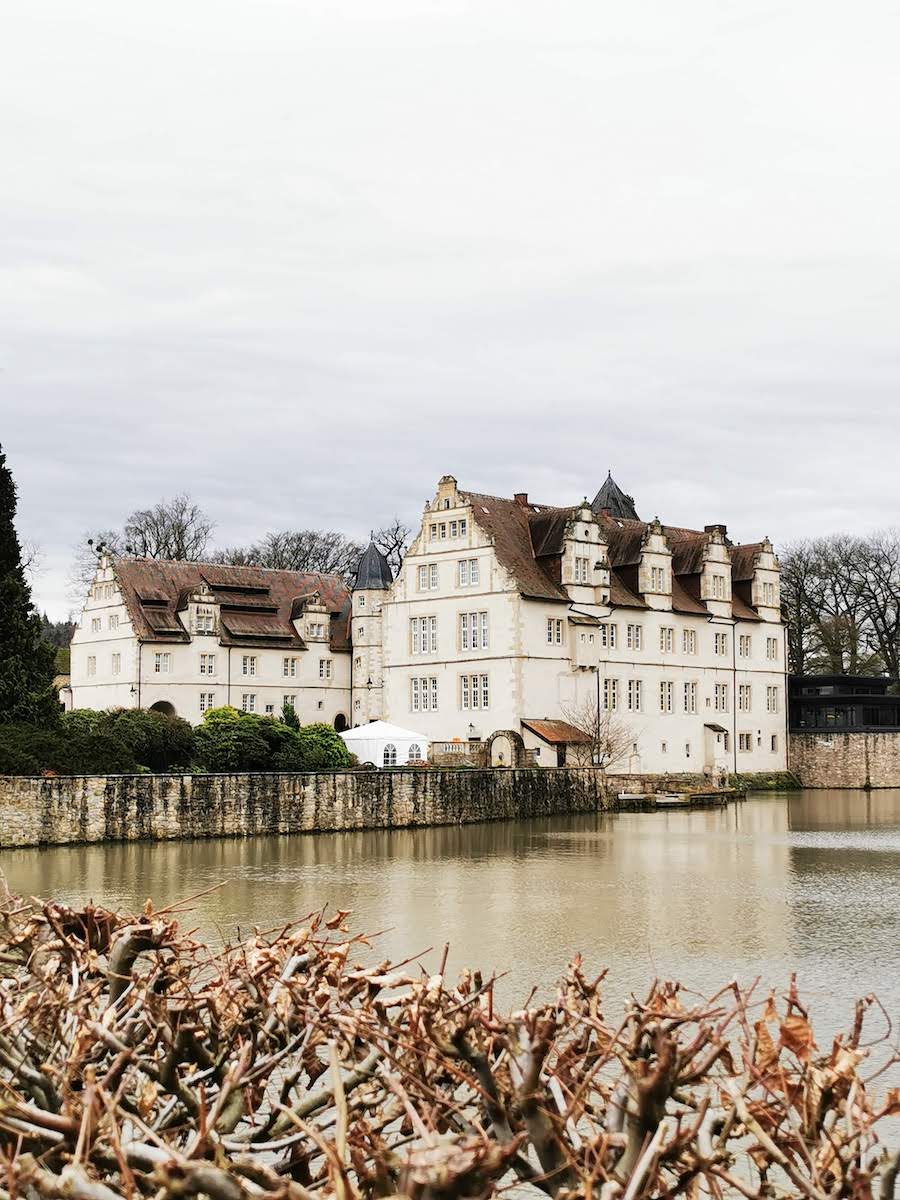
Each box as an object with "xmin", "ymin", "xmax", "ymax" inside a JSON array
[{"xmin": 362, "ymin": 476, "xmax": 788, "ymax": 775}]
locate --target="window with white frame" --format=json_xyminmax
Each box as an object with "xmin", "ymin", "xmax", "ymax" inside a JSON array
[
  {"xmin": 711, "ymin": 573, "xmax": 726, "ymax": 599},
  {"xmin": 684, "ymin": 681, "xmax": 698, "ymax": 714},
  {"xmin": 241, "ymin": 693, "xmax": 257, "ymax": 713},
  {"xmin": 108, "ymin": 613, "xmax": 119, "ymax": 630},
  {"xmin": 650, "ymin": 566, "xmax": 667, "ymax": 591},
  {"xmin": 600, "ymin": 623, "xmax": 618, "ymax": 649},
  {"xmin": 738, "ymin": 683, "xmax": 752, "ymax": 712},
  {"xmin": 659, "ymin": 681, "xmax": 674, "ymax": 713},
  {"xmin": 714, "ymin": 683, "xmax": 729, "ymax": 712},
  {"xmin": 195, "ymin": 607, "xmax": 214, "ymax": 633},
  {"xmin": 767, "ymin": 686, "xmax": 780, "ymax": 713},
  {"xmin": 547, "ymin": 618, "xmax": 563, "ymax": 645},
  {"xmin": 199, "ymin": 653, "xmax": 216, "ymax": 675},
  {"xmin": 410, "ymin": 676, "xmax": 438, "ymax": 712},
  {"xmin": 762, "ymin": 581, "xmax": 776, "ymax": 605},
  {"xmin": 409, "ymin": 743, "xmax": 422, "ymax": 761},
  {"xmin": 603, "ymin": 678, "xmax": 619, "ymax": 711},
  {"xmin": 626, "ymin": 624, "xmax": 643, "ymax": 650},
  {"xmin": 739, "ymin": 634, "xmax": 752, "ymax": 657},
  {"xmin": 87, "ymin": 655, "xmax": 97, "ymax": 677},
  {"xmin": 319, "ymin": 658, "xmax": 332, "ymax": 679},
  {"xmin": 714, "ymin": 631, "xmax": 729, "ymax": 656},
  {"xmin": 283, "ymin": 656, "xmax": 298, "ymax": 677},
  {"xmin": 738, "ymin": 732, "xmax": 752, "ymax": 752},
  {"xmin": 308, "ymin": 622, "xmax": 326, "ymax": 638},
  {"xmin": 91, "ymin": 617, "xmax": 101, "ymax": 633},
  {"xmin": 410, "ymin": 616, "xmax": 437, "ymax": 655},
  {"xmin": 111, "ymin": 652, "xmax": 121, "ymax": 675},
  {"xmin": 682, "ymin": 628, "xmax": 696, "ymax": 654},
  {"xmin": 457, "ymin": 558, "xmax": 479, "ymax": 587},
  {"xmin": 283, "ymin": 694, "xmax": 297, "ymax": 708},
  {"xmin": 242, "ymin": 655, "xmax": 257, "ymax": 677},
  {"xmin": 154, "ymin": 652, "xmax": 171, "ymax": 674},
  {"xmin": 265, "ymin": 703, "xmax": 275, "ymax": 715},
  {"xmin": 358, "ymin": 595, "xmax": 365, "ymax": 608},
  {"xmin": 460, "ymin": 673, "xmax": 490, "ymax": 710},
  {"xmin": 627, "ymin": 679, "xmax": 643, "ymax": 712},
  {"xmin": 766, "ymin": 636, "xmax": 779, "ymax": 660},
  {"xmin": 574, "ymin": 556, "xmax": 589, "ymax": 583},
  {"xmin": 383, "ymin": 744, "xmax": 397, "ymax": 767},
  {"xmin": 660, "ymin": 626, "xmax": 674, "ymax": 653},
  {"xmin": 418, "ymin": 563, "xmax": 439, "ymax": 591},
  {"xmin": 459, "ymin": 611, "xmax": 488, "ymax": 651},
  {"xmin": 199, "ymin": 692, "xmax": 215, "ymax": 713}
]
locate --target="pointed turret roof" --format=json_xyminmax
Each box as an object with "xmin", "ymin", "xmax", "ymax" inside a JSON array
[
  {"xmin": 591, "ymin": 472, "xmax": 640, "ymax": 521},
  {"xmin": 354, "ymin": 541, "xmax": 393, "ymax": 591}
]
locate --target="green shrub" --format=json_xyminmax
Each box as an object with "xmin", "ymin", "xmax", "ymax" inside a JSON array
[
  {"xmin": 0, "ymin": 721, "xmax": 137, "ymax": 776},
  {"xmin": 192, "ymin": 708, "xmax": 272, "ymax": 772},
  {"xmin": 293, "ymin": 723, "xmax": 352, "ymax": 770},
  {"xmin": 96, "ymin": 708, "xmax": 194, "ymax": 772}
]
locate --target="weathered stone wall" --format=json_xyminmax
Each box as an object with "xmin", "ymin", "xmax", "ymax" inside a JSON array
[
  {"xmin": 790, "ymin": 732, "xmax": 900, "ymax": 788},
  {"xmin": 0, "ymin": 768, "xmax": 613, "ymax": 849}
]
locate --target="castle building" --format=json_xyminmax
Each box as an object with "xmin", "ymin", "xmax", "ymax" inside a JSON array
[{"xmin": 365, "ymin": 474, "xmax": 787, "ymax": 774}]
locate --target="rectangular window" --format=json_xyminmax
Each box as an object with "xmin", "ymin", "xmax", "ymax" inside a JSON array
[
  {"xmin": 439, "ymin": 523, "xmax": 447, "ymax": 540},
  {"xmin": 319, "ymin": 658, "xmax": 332, "ymax": 679},
  {"xmin": 767, "ymin": 686, "xmax": 780, "ymax": 714},
  {"xmin": 457, "ymin": 558, "xmax": 479, "ymax": 587},
  {"xmin": 460, "ymin": 674, "xmax": 489, "ymax": 710},
  {"xmin": 86, "ymin": 655, "xmax": 97, "ymax": 677},
  {"xmin": 626, "ymin": 624, "xmax": 643, "ymax": 650},
  {"xmin": 411, "ymin": 677, "xmax": 438, "ymax": 712},
  {"xmin": 91, "ymin": 617, "xmax": 101, "ymax": 633},
  {"xmin": 659, "ymin": 681, "xmax": 674, "ymax": 713},
  {"xmin": 714, "ymin": 683, "xmax": 729, "ymax": 712},
  {"xmin": 459, "ymin": 518, "xmax": 467, "ymax": 536},
  {"xmin": 242, "ymin": 655, "xmax": 257, "ymax": 677},
  {"xmin": 739, "ymin": 634, "xmax": 752, "ymax": 657},
  {"xmin": 108, "ymin": 613, "xmax": 119, "ymax": 630},
  {"xmin": 683, "ymin": 681, "xmax": 698, "ymax": 714},
  {"xmin": 410, "ymin": 615, "xmax": 437, "ymax": 655},
  {"xmin": 459, "ymin": 611, "xmax": 489, "ymax": 651},
  {"xmin": 283, "ymin": 694, "xmax": 297, "ymax": 708},
  {"xmin": 111, "ymin": 652, "xmax": 121, "ymax": 675},
  {"xmin": 650, "ymin": 566, "xmax": 667, "ymax": 591},
  {"xmin": 600, "ymin": 623, "xmax": 618, "ymax": 649},
  {"xmin": 766, "ymin": 636, "xmax": 779, "ymax": 660},
  {"xmin": 574, "ymin": 556, "xmax": 589, "ymax": 583},
  {"xmin": 241, "ymin": 693, "xmax": 257, "ymax": 713},
  {"xmin": 603, "ymin": 678, "xmax": 619, "ymax": 711},
  {"xmin": 450, "ymin": 520, "xmax": 458, "ymax": 537},
  {"xmin": 195, "ymin": 607, "xmax": 214, "ymax": 632},
  {"xmin": 771, "ymin": 733, "xmax": 779, "ymax": 752},
  {"xmin": 547, "ymin": 618, "xmax": 563, "ymax": 645},
  {"xmin": 685, "ymin": 741, "xmax": 691, "ymax": 758},
  {"xmin": 154, "ymin": 652, "xmax": 171, "ymax": 674},
  {"xmin": 199, "ymin": 692, "xmax": 215, "ymax": 714},
  {"xmin": 265, "ymin": 703, "xmax": 275, "ymax": 715},
  {"xmin": 282, "ymin": 657, "xmax": 298, "ymax": 677},
  {"xmin": 714, "ymin": 631, "xmax": 728, "ymax": 656},
  {"xmin": 200, "ymin": 653, "xmax": 216, "ymax": 675},
  {"xmin": 418, "ymin": 564, "xmax": 436, "ymax": 591},
  {"xmin": 738, "ymin": 732, "xmax": 752, "ymax": 752},
  {"xmin": 738, "ymin": 683, "xmax": 752, "ymax": 712},
  {"xmin": 627, "ymin": 679, "xmax": 643, "ymax": 712},
  {"xmin": 682, "ymin": 629, "xmax": 696, "ymax": 654},
  {"xmin": 659, "ymin": 626, "xmax": 674, "ymax": 653},
  {"xmin": 762, "ymin": 581, "xmax": 776, "ymax": 605},
  {"xmin": 711, "ymin": 573, "xmax": 726, "ymax": 599},
  {"xmin": 429, "ymin": 523, "xmax": 437, "ymax": 542}
]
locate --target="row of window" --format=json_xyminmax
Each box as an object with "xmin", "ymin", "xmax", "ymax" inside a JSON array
[
  {"xmin": 602, "ymin": 679, "xmax": 781, "ymax": 715},
  {"xmin": 92, "ymin": 582, "xmax": 116, "ymax": 601},
  {"xmin": 409, "ymin": 675, "xmax": 490, "ymax": 712},
  {"xmin": 656, "ymin": 732, "xmax": 780, "ymax": 757},
  {"xmin": 428, "ymin": 518, "xmax": 468, "ymax": 542},
  {"xmin": 89, "ymin": 613, "xmax": 120, "ymax": 633},
  {"xmin": 417, "ymin": 558, "xmax": 480, "ymax": 591},
  {"xmin": 410, "ymin": 612, "xmax": 490, "ymax": 654},
  {"xmin": 561, "ymin": 620, "xmax": 780, "ymax": 660},
  {"xmin": 200, "ymin": 693, "xmax": 303, "ymax": 714}
]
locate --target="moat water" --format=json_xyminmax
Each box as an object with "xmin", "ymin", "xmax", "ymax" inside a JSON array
[{"xmin": 3, "ymin": 790, "xmax": 899, "ymax": 1042}]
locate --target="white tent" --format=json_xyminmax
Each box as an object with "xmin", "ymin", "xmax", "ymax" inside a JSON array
[{"xmin": 339, "ymin": 721, "xmax": 429, "ymax": 768}]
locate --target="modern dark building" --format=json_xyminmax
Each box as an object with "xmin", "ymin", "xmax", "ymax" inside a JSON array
[{"xmin": 789, "ymin": 675, "xmax": 900, "ymax": 732}]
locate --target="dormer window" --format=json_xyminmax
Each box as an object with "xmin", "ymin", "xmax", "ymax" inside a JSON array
[
  {"xmin": 574, "ymin": 556, "xmax": 589, "ymax": 583},
  {"xmin": 711, "ymin": 574, "xmax": 726, "ymax": 599},
  {"xmin": 650, "ymin": 566, "xmax": 667, "ymax": 591},
  {"xmin": 195, "ymin": 606, "xmax": 215, "ymax": 633}
]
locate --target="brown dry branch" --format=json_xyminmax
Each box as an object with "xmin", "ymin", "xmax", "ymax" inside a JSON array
[{"xmin": 0, "ymin": 886, "xmax": 897, "ymax": 1200}]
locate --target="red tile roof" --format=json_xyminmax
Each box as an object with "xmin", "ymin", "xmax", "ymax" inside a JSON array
[{"xmin": 521, "ymin": 719, "xmax": 591, "ymax": 745}]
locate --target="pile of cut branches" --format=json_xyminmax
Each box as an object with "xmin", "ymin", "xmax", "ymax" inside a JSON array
[{"xmin": 1, "ymin": 882, "xmax": 897, "ymax": 1199}]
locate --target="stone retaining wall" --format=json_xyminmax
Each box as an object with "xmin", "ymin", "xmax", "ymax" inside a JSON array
[
  {"xmin": 789, "ymin": 731, "xmax": 900, "ymax": 788},
  {"xmin": 0, "ymin": 768, "xmax": 613, "ymax": 849}
]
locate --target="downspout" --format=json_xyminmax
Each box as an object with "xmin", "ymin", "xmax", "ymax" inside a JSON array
[
  {"xmin": 731, "ymin": 619, "xmax": 738, "ymax": 775},
  {"xmin": 227, "ymin": 646, "xmax": 232, "ymax": 708},
  {"xmin": 136, "ymin": 641, "xmax": 143, "ymax": 709}
]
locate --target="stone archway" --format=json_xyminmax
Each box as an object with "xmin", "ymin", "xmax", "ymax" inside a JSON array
[
  {"xmin": 485, "ymin": 728, "xmax": 526, "ymax": 767},
  {"xmin": 334, "ymin": 713, "xmax": 348, "ymax": 733},
  {"xmin": 149, "ymin": 700, "xmax": 176, "ymax": 718}
]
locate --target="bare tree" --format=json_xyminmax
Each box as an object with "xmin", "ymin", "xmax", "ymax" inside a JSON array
[
  {"xmin": 67, "ymin": 528, "xmax": 123, "ymax": 602},
  {"xmin": 215, "ymin": 529, "xmax": 364, "ymax": 579},
  {"xmin": 123, "ymin": 493, "xmax": 214, "ymax": 560},
  {"xmin": 372, "ymin": 516, "xmax": 411, "ymax": 573},
  {"xmin": 560, "ymin": 692, "xmax": 634, "ymax": 769}
]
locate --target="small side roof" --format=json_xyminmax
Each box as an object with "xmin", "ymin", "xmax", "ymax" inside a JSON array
[{"xmin": 339, "ymin": 720, "xmax": 429, "ymax": 743}]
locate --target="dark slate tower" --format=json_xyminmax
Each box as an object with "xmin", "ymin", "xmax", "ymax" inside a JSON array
[
  {"xmin": 591, "ymin": 472, "xmax": 640, "ymax": 521},
  {"xmin": 351, "ymin": 541, "xmax": 392, "ymax": 725},
  {"xmin": 354, "ymin": 541, "xmax": 393, "ymax": 591}
]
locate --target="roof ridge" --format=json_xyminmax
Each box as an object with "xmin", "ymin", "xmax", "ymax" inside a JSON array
[{"xmin": 115, "ymin": 556, "xmax": 345, "ymax": 583}]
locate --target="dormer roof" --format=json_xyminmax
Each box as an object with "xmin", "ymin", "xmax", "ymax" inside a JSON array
[
  {"xmin": 354, "ymin": 541, "xmax": 393, "ymax": 591},
  {"xmin": 591, "ymin": 472, "xmax": 640, "ymax": 521}
]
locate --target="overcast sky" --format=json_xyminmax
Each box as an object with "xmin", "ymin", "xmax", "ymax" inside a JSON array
[{"xmin": 3, "ymin": 1, "xmax": 899, "ymax": 618}]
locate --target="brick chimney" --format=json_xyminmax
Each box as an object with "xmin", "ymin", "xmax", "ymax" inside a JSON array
[
  {"xmin": 704, "ymin": 523, "xmax": 727, "ymax": 537},
  {"xmin": 514, "ymin": 492, "xmax": 529, "ymax": 507}
]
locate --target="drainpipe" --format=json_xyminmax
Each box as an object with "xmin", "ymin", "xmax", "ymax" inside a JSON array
[
  {"xmin": 227, "ymin": 646, "xmax": 232, "ymax": 708},
  {"xmin": 136, "ymin": 642, "xmax": 143, "ymax": 709},
  {"xmin": 731, "ymin": 619, "xmax": 738, "ymax": 775}
]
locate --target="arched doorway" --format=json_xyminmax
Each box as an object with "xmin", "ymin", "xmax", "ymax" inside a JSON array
[
  {"xmin": 334, "ymin": 713, "xmax": 348, "ymax": 733},
  {"xmin": 149, "ymin": 700, "xmax": 176, "ymax": 718},
  {"xmin": 485, "ymin": 728, "xmax": 526, "ymax": 767}
]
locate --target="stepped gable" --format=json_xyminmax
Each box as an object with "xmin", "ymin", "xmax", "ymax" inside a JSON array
[
  {"xmin": 354, "ymin": 541, "xmax": 393, "ymax": 591},
  {"xmin": 113, "ymin": 559, "xmax": 352, "ymax": 652}
]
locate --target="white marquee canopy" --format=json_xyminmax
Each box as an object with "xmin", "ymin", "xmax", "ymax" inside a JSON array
[{"xmin": 339, "ymin": 720, "xmax": 429, "ymax": 768}]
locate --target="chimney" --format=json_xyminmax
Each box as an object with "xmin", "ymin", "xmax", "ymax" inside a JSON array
[
  {"xmin": 704, "ymin": 523, "xmax": 727, "ymax": 537},
  {"xmin": 514, "ymin": 492, "xmax": 529, "ymax": 507}
]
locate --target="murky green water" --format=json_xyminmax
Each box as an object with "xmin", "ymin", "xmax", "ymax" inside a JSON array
[{"xmin": 3, "ymin": 790, "xmax": 899, "ymax": 1040}]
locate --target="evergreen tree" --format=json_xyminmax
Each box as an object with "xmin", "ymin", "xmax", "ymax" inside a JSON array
[{"xmin": 0, "ymin": 445, "xmax": 59, "ymax": 724}]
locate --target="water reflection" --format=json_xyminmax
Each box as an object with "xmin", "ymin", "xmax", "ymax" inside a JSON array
[{"xmin": 3, "ymin": 790, "xmax": 898, "ymax": 1038}]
